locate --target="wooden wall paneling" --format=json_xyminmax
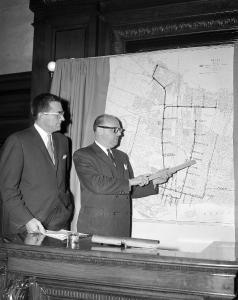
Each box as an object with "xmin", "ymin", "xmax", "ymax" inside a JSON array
[
  {"xmin": 51, "ymin": 14, "xmax": 97, "ymax": 61},
  {"xmin": 54, "ymin": 28, "xmax": 86, "ymax": 60},
  {"xmin": 101, "ymin": 0, "xmax": 238, "ymax": 25},
  {"xmin": 99, "ymin": 0, "xmax": 238, "ymax": 54},
  {"xmin": 30, "ymin": 1, "xmax": 98, "ymax": 100},
  {"xmin": 31, "ymin": 20, "xmax": 53, "ymax": 99},
  {"xmin": 29, "ymin": 0, "xmax": 238, "ymax": 80},
  {"xmin": 97, "ymin": 2, "xmax": 114, "ymax": 57},
  {"xmin": 0, "ymin": 72, "xmax": 31, "ymax": 147}
]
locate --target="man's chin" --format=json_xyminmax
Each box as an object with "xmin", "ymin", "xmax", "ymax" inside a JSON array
[
  {"xmin": 53, "ymin": 127, "xmax": 61, "ymax": 133},
  {"xmin": 112, "ymin": 141, "xmax": 119, "ymax": 148}
]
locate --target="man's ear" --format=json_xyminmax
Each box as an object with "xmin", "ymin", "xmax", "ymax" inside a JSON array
[
  {"xmin": 37, "ymin": 112, "xmax": 43, "ymax": 120},
  {"xmin": 96, "ymin": 127, "xmax": 104, "ymax": 136}
]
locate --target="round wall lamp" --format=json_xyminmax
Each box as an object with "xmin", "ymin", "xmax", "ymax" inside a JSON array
[{"xmin": 47, "ymin": 61, "xmax": 56, "ymax": 77}]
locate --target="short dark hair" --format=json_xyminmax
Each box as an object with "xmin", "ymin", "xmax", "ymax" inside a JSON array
[
  {"xmin": 93, "ymin": 114, "xmax": 120, "ymax": 132},
  {"xmin": 93, "ymin": 115, "xmax": 105, "ymax": 132},
  {"xmin": 31, "ymin": 93, "xmax": 62, "ymax": 120}
]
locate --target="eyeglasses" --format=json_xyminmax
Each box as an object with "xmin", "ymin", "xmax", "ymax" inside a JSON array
[
  {"xmin": 97, "ymin": 125, "xmax": 125, "ymax": 134},
  {"xmin": 42, "ymin": 111, "xmax": 64, "ymax": 118}
]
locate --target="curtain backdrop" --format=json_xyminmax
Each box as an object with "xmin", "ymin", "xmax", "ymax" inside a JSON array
[{"xmin": 50, "ymin": 57, "xmax": 110, "ymax": 231}]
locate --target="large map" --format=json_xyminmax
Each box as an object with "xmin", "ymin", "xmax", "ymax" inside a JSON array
[{"xmin": 105, "ymin": 45, "xmax": 234, "ymax": 226}]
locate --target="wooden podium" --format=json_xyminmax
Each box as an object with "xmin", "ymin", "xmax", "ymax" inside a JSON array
[{"xmin": 0, "ymin": 234, "xmax": 238, "ymax": 300}]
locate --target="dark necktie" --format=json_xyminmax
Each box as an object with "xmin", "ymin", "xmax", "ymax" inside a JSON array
[
  {"xmin": 47, "ymin": 134, "xmax": 55, "ymax": 164},
  {"xmin": 107, "ymin": 149, "xmax": 116, "ymax": 167}
]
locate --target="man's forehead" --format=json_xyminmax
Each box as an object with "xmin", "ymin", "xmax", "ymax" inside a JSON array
[{"xmin": 49, "ymin": 101, "xmax": 62, "ymax": 111}]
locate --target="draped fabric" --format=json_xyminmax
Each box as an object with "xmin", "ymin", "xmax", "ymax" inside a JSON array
[{"xmin": 50, "ymin": 57, "xmax": 110, "ymax": 230}]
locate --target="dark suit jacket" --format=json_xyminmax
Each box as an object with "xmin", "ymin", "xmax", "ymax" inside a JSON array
[
  {"xmin": 73, "ymin": 142, "xmax": 157, "ymax": 237},
  {"xmin": 0, "ymin": 126, "xmax": 73, "ymax": 234}
]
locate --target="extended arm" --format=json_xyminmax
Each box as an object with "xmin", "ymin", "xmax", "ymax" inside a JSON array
[{"xmin": 124, "ymin": 157, "xmax": 159, "ymax": 199}]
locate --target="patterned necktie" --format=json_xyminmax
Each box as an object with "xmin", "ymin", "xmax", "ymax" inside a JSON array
[
  {"xmin": 47, "ymin": 134, "xmax": 55, "ymax": 164},
  {"xmin": 107, "ymin": 149, "xmax": 116, "ymax": 167}
]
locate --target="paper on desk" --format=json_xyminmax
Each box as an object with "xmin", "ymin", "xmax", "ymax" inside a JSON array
[
  {"xmin": 44, "ymin": 230, "xmax": 90, "ymax": 240},
  {"xmin": 44, "ymin": 229, "xmax": 71, "ymax": 240}
]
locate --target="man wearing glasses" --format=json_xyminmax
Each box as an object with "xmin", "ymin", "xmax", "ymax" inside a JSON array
[
  {"xmin": 73, "ymin": 114, "xmax": 170, "ymax": 237},
  {"xmin": 0, "ymin": 93, "xmax": 73, "ymax": 235}
]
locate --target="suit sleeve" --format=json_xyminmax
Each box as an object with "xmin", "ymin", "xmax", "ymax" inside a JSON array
[
  {"xmin": 126, "ymin": 155, "xmax": 159, "ymax": 199},
  {"xmin": 73, "ymin": 150, "xmax": 130, "ymax": 195},
  {"xmin": 0, "ymin": 135, "xmax": 33, "ymax": 228}
]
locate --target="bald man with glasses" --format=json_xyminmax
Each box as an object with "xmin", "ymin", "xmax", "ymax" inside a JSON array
[
  {"xmin": 73, "ymin": 114, "xmax": 170, "ymax": 237},
  {"xmin": 0, "ymin": 93, "xmax": 73, "ymax": 235}
]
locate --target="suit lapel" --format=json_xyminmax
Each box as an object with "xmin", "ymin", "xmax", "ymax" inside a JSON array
[
  {"xmin": 92, "ymin": 143, "xmax": 125, "ymax": 176},
  {"xmin": 112, "ymin": 149, "xmax": 125, "ymax": 176},
  {"xmin": 30, "ymin": 126, "xmax": 56, "ymax": 168},
  {"xmin": 92, "ymin": 143, "xmax": 113, "ymax": 168}
]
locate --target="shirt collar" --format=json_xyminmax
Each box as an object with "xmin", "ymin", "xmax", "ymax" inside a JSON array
[
  {"xmin": 95, "ymin": 140, "xmax": 108, "ymax": 155},
  {"xmin": 34, "ymin": 123, "xmax": 51, "ymax": 146}
]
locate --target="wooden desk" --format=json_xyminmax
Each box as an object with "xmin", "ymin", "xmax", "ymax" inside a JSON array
[{"xmin": 0, "ymin": 235, "xmax": 238, "ymax": 300}]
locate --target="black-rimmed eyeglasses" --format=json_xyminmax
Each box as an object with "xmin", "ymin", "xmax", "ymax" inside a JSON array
[{"xmin": 97, "ymin": 125, "xmax": 125, "ymax": 134}]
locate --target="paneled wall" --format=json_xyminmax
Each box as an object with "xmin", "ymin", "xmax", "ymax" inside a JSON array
[
  {"xmin": 0, "ymin": 72, "xmax": 31, "ymax": 147},
  {"xmin": 29, "ymin": 0, "xmax": 238, "ymax": 99},
  {"xmin": 30, "ymin": 0, "xmax": 98, "ymax": 98}
]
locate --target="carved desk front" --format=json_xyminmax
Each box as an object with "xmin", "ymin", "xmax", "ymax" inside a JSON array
[{"xmin": 0, "ymin": 234, "xmax": 238, "ymax": 300}]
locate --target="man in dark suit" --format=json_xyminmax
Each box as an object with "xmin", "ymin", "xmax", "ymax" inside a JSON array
[
  {"xmin": 0, "ymin": 93, "xmax": 73, "ymax": 234},
  {"xmin": 73, "ymin": 114, "xmax": 171, "ymax": 237}
]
